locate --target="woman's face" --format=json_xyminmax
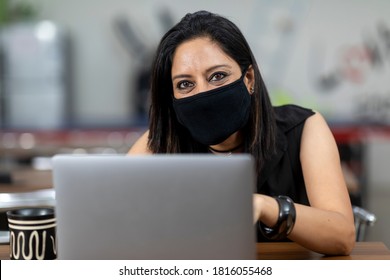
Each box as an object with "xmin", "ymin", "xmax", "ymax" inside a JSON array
[{"xmin": 171, "ymin": 37, "xmax": 254, "ymax": 99}]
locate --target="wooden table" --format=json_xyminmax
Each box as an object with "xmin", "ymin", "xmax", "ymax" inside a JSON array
[
  {"xmin": 1, "ymin": 242, "xmax": 390, "ymax": 260},
  {"xmin": 0, "ymin": 168, "xmax": 52, "ymax": 193},
  {"xmin": 256, "ymin": 241, "xmax": 390, "ymax": 260}
]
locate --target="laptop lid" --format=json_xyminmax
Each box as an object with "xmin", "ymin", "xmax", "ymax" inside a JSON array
[{"xmin": 52, "ymin": 154, "xmax": 256, "ymax": 260}]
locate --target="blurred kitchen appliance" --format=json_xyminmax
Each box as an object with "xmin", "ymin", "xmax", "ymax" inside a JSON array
[{"xmin": 0, "ymin": 21, "xmax": 70, "ymax": 129}]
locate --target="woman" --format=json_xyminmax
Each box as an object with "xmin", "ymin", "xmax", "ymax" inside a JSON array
[{"xmin": 128, "ymin": 10, "xmax": 355, "ymax": 255}]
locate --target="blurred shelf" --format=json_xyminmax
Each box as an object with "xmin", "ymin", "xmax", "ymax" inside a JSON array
[
  {"xmin": 331, "ymin": 125, "xmax": 390, "ymax": 144},
  {"xmin": 0, "ymin": 127, "xmax": 147, "ymax": 161}
]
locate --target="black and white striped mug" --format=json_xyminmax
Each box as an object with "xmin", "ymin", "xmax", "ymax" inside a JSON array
[{"xmin": 7, "ymin": 208, "xmax": 57, "ymax": 260}]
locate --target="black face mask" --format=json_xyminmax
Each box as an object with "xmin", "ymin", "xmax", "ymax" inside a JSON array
[{"xmin": 172, "ymin": 73, "xmax": 251, "ymax": 146}]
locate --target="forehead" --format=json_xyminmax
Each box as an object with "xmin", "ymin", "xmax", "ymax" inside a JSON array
[{"xmin": 171, "ymin": 37, "xmax": 237, "ymax": 74}]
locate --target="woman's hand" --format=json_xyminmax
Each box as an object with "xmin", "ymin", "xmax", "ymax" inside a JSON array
[{"xmin": 252, "ymin": 194, "xmax": 279, "ymax": 226}]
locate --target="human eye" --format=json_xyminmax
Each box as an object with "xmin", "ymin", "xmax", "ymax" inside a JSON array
[
  {"xmin": 176, "ymin": 80, "xmax": 194, "ymax": 90},
  {"xmin": 209, "ymin": 72, "xmax": 227, "ymax": 82}
]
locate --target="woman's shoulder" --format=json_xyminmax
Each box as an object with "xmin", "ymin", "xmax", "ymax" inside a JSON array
[
  {"xmin": 273, "ymin": 104, "xmax": 315, "ymax": 133},
  {"xmin": 127, "ymin": 130, "xmax": 153, "ymax": 155}
]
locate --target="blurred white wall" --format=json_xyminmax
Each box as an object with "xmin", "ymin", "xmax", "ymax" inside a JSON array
[
  {"xmin": 5, "ymin": 0, "xmax": 390, "ymax": 126},
  {"xmin": 13, "ymin": 0, "xmax": 262, "ymax": 126},
  {"xmin": 282, "ymin": 0, "xmax": 390, "ymax": 124}
]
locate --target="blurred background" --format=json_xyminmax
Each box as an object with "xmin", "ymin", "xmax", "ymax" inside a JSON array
[{"xmin": 0, "ymin": 0, "xmax": 390, "ymax": 246}]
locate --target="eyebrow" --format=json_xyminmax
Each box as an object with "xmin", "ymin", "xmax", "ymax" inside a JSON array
[{"xmin": 171, "ymin": 64, "xmax": 233, "ymax": 81}]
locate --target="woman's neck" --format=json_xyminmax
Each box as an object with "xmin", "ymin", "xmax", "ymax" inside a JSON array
[{"xmin": 208, "ymin": 131, "xmax": 244, "ymax": 155}]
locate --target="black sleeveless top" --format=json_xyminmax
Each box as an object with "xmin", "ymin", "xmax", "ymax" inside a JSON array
[{"xmin": 256, "ymin": 104, "xmax": 315, "ymax": 242}]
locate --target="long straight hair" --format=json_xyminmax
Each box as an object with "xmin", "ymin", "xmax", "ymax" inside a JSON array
[{"xmin": 147, "ymin": 11, "xmax": 276, "ymax": 173}]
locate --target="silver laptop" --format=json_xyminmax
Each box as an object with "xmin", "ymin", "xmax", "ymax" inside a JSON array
[{"xmin": 52, "ymin": 154, "xmax": 256, "ymax": 260}]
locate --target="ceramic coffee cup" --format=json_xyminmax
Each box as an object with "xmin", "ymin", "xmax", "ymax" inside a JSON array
[{"xmin": 7, "ymin": 207, "xmax": 57, "ymax": 260}]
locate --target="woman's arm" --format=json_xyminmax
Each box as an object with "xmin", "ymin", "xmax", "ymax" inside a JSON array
[
  {"xmin": 254, "ymin": 112, "xmax": 355, "ymax": 255},
  {"xmin": 127, "ymin": 130, "xmax": 152, "ymax": 154}
]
